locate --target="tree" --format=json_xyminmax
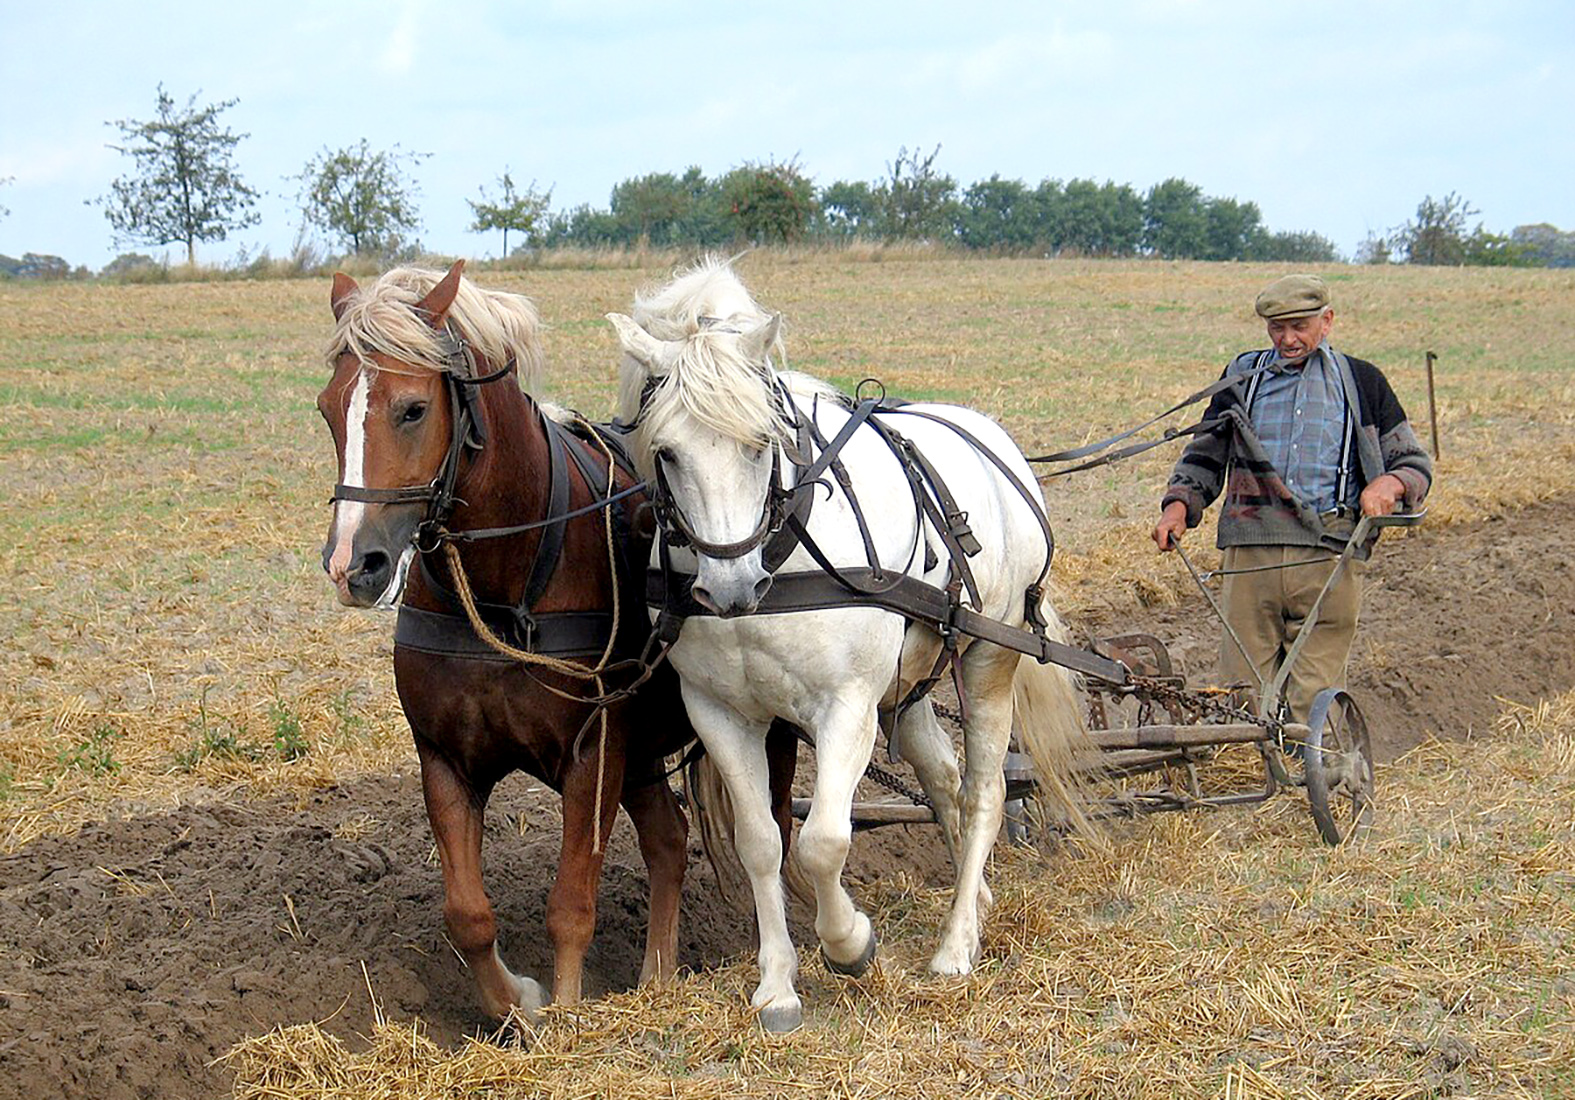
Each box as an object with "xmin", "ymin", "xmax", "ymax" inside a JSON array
[
  {"xmin": 609, "ymin": 171, "xmax": 692, "ymax": 246},
  {"xmin": 468, "ymin": 170, "xmax": 551, "ymax": 256},
  {"xmin": 1354, "ymin": 232, "xmax": 1392, "ymax": 265},
  {"xmin": 1143, "ymin": 177, "xmax": 1208, "ymax": 259},
  {"xmin": 819, "ymin": 180, "xmax": 878, "ymax": 238},
  {"xmin": 1057, "ymin": 178, "xmax": 1143, "ymax": 256},
  {"xmin": 1461, "ymin": 226, "xmax": 1534, "ymax": 267},
  {"xmin": 1251, "ymin": 229, "xmax": 1341, "ymax": 263},
  {"xmin": 1201, "ymin": 197, "xmax": 1263, "ymax": 261},
  {"xmin": 956, "ymin": 175, "xmax": 1039, "ymax": 250},
  {"xmin": 1511, "ymin": 223, "xmax": 1575, "ymax": 268},
  {"xmin": 875, "ymin": 144, "xmax": 957, "ymax": 241},
  {"xmin": 297, "ymin": 140, "xmax": 426, "ymax": 257},
  {"xmin": 97, "ymin": 86, "xmax": 259, "ymax": 266},
  {"xmin": 721, "ymin": 159, "xmax": 816, "ymax": 244},
  {"xmin": 1393, "ymin": 192, "xmax": 1477, "ymax": 265}
]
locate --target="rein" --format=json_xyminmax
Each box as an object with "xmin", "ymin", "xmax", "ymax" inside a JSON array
[{"xmin": 1028, "ymin": 355, "xmax": 1282, "ymax": 479}]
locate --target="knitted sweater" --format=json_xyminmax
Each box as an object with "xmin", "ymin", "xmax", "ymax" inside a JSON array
[{"xmin": 1162, "ymin": 348, "xmax": 1433, "ymax": 551}]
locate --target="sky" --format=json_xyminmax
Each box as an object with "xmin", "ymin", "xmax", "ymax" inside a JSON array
[{"xmin": 1, "ymin": 1, "xmax": 1571, "ymax": 270}]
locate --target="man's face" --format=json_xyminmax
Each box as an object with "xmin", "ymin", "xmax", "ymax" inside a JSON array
[{"xmin": 1266, "ymin": 309, "xmax": 1334, "ymax": 364}]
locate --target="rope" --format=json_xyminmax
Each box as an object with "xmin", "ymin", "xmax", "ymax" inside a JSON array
[{"xmin": 439, "ymin": 414, "xmax": 631, "ymax": 854}]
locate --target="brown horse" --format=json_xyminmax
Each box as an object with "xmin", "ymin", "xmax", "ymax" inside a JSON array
[{"xmin": 315, "ymin": 261, "xmax": 697, "ymax": 1020}]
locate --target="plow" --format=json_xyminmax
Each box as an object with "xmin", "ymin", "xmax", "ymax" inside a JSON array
[{"xmin": 810, "ymin": 510, "xmax": 1424, "ymax": 846}]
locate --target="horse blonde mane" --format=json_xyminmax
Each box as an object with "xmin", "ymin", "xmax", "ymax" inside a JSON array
[
  {"xmin": 326, "ymin": 265, "xmax": 545, "ymax": 393},
  {"xmin": 617, "ymin": 257, "xmax": 836, "ymax": 465}
]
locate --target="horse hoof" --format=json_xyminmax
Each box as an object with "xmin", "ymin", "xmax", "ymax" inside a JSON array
[
  {"xmin": 821, "ymin": 930, "xmax": 878, "ymax": 978},
  {"xmin": 510, "ymin": 976, "xmax": 550, "ymax": 1019},
  {"xmin": 757, "ymin": 1001, "xmax": 803, "ymax": 1033},
  {"xmin": 928, "ymin": 942, "xmax": 978, "ymax": 976}
]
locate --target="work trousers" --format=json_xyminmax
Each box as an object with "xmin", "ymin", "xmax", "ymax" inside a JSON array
[{"xmin": 1216, "ymin": 544, "xmax": 1365, "ymax": 724}]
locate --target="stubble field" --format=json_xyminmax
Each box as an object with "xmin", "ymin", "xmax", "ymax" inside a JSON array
[{"xmin": 0, "ymin": 254, "xmax": 1572, "ymax": 1098}]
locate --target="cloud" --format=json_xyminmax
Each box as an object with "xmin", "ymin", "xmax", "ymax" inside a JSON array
[{"xmin": 380, "ymin": 0, "xmax": 423, "ymax": 75}]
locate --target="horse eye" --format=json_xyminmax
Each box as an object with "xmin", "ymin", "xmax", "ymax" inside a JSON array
[
  {"xmin": 655, "ymin": 446, "xmax": 677, "ymax": 466},
  {"xmin": 401, "ymin": 402, "xmax": 428, "ymax": 424}
]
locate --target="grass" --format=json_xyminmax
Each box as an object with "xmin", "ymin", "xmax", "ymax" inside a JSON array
[
  {"xmin": 0, "ymin": 251, "xmax": 1572, "ymax": 1096},
  {"xmin": 0, "ymin": 254, "xmax": 1572, "ymax": 846},
  {"xmin": 223, "ymin": 691, "xmax": 1575, "ymax": 1099}
]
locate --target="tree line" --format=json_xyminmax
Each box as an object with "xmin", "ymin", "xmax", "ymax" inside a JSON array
[
  {"xmin": 499, "ymin": 149, "xmax": 1343, "ymax": 263},
  {"xmin": 4, "ymin": 87, "xmax": 1572, "ymax": 276}
]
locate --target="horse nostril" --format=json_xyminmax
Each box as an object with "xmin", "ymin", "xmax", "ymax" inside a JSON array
[
  {"xmin": 352, "ymin": 550, "xmax": 390, "ymax": 591},
  {"xmin": 752, "ymin": 575, "xmax": 773, "ymax": 603}
]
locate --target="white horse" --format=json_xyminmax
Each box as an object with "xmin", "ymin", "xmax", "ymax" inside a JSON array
[{"xmin": 607, "ymin": 259, "xmax": 1087, "ymax": 1032}]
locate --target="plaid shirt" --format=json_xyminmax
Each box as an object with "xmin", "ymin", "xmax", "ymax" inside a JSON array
[{"xmin": 1249, "ymin": 344, "xmax": 1353, "ymax": 512}]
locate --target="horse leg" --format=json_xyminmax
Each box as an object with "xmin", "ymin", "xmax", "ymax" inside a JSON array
[
  {"xmin": 620, "ymin": 771, "xmax": 687, "ymax": 986},
  {"xmin": 546, "ymin": 737, "xmax": 628, "ymax": 1007},
  {"xmin": 766, "ymin": 719, "xmax": 800, "ymax": 868},
  {"xmin": 684, "ymin": 691, "xmax": 800, "ymax": 1031},
  {"xmin": 895, "ymin": 700, "xmax": 991, "ymax": 911},
  {"xmin": 417, "ymin": 742, "xmax": 548, "ymax": 1019},
  {"xmin": 930, "ymin": 645, "xmax": 1017, "ymax": 976},
  {"xmin": 798, "ymin": 697, "xmax": 879, "ymax": 978}
]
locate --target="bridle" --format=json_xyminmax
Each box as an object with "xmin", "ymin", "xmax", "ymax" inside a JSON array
[
  {"xmin": 330, "ymin": 323, "xmax": 515, "ymax": 544},
  {"xmin": 649, "ymin": 441, "xmax": 796, "ymax": 560},
  {"xmin": 638, "ymin": 339, "xmax": 808, "ymax": 562}
]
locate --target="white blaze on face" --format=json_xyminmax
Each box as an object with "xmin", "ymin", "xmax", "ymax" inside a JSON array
[{"xmin": 328, "ymin": 368, "xmax": 371, "ymax": 585}]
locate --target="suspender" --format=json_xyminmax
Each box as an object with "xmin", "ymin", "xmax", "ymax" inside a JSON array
[{"xmin": 1240, "ymin": 348, "xmax": 1357, "ymax": 507}]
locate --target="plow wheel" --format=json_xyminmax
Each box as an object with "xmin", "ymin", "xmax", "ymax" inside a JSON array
[{"xmin": 1302, "ymin": 689, "xmax": 1375, "ymax": 845}]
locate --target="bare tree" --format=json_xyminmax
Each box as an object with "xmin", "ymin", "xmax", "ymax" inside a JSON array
[
  {"xmin": 1393, "ymin": 192, "xmax": 1478, "ymax": 265},
  {"xmin": 876, "ymin": 144, "xmax": 957, "ymax": 241},
  {"xmin": 97, "ymin": 86, "xmax": 260, "ymax": 266},
  {"xmin": 296, "ymin": 141, "xmax": 427, "ymax": 257},
  {"xmin": 467, "ymin": 170, "xmax": 551, "ymax": 256}
]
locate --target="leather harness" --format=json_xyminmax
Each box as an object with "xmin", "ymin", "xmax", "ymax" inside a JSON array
[
  {"xmin": 331, "ymin": 322, "xmax": 646, "ymax": 664},
  {"xmin": 642, "ymin": 384, "xmax": 1132, "ymax": 696}
]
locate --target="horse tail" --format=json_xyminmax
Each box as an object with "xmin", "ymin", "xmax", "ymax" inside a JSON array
[
  {"xmin": 1011, "ymin": 598, "xmax": 1101, "ymax": 844},
  {"xmin": 685, "ymin": 753, "xmax": 814, "ymax": 914}
]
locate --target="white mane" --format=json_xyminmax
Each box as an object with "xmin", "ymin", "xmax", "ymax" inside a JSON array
[
  {"xmin": 616, "ymin": 258, "xmax": 838, "ymax": 465},
  {"xmin": 327, "ymin": 265, "xmax": 545, "ymax": 394}
]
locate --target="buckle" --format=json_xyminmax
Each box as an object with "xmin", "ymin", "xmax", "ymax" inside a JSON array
[{"xmin": 510, "ymin": 610, "xmax": 539, "ymax": 651}]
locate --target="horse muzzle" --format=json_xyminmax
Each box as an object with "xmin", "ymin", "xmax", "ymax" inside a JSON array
[
  {"xmin": 323, "ymin": 505, "xmax": 422, "ymax": 609},
  {"xmin": 692, "ymin": 557, "xmax": 774, "ymax": 618}
]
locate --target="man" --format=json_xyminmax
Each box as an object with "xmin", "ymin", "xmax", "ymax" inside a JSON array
[{"xmin": 1151, "ymin": 274, "xmax": 1432, "ymax": 723}]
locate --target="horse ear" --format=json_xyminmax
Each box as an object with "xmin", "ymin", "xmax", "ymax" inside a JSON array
[
  {"xmin": 739, "ymin": 312, "xmax": 782, "ymax": 363},
  {"xmin": 414, "ymin": 260, "xmax": 466, "ymax": 327},
  {"xmin": 330, "ymin": 272, "xmax": 359, "ymax": 321},
  {"xmin": 606, "ymin": 312, "xmax": 664, "ymax": 369}
]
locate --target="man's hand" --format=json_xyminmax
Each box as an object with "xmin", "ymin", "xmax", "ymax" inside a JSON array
[
  {"xmin": 1153, "ymin": 501, "xmax": 1189, "ymax": 552},
  {"xmin": 1359, "ymin": 473, "xmax": 1406, "ymax": 518}
]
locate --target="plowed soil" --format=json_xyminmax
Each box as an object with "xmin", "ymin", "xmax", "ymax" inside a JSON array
[{"xmin": 2, "ymin": 499, "xmax": 1571, "ymax": 1100}]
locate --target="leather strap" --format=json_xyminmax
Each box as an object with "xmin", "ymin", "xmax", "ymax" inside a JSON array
[
  {"xmin": 647, "ymin": 567, "xmax": 1129, "ymax": 685},
  {"xmin": 395, "ymin": 604, "xmax": 613, "ymax": 662},
  {"xmin": 521, "ymin": 412, "xmax": 572, "ymax": 614}
]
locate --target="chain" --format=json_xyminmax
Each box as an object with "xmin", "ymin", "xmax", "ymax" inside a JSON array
[
  {"xmin": 1121, "ymin": 673, "xmax": 1281, "ymax": 732},
  {"xmin": 934, "ymin": 677, "xmax": 1279, "ymax": 736},
  {"xmin": 874, "ymin": 673, "xmax": 1278, "ymax": 813},
  {"xmin": 862, "ymin": 758, "xmax": 934, "ymax": 810}
]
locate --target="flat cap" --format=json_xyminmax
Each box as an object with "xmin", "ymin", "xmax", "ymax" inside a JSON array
[{"xmin": 1254, "ymin": 274, "xmax": 1330, "ymax": 319}]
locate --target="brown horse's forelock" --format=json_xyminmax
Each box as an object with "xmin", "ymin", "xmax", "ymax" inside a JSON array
[{"xmin": 324, "ymin": 266, "xmax": 545, "ymax": 391}]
